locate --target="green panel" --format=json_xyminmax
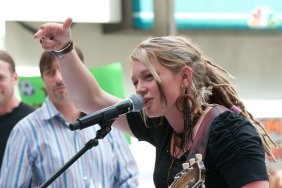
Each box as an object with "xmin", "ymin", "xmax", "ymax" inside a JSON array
[
  {"xmin": 89, "ymin": 62, "xmax": 131, "ymax": 143},
  {"xmin": 18, "ymin": 76, "xmax": 46, "ymax": 108},
  {"xmin": 89, "ymin": 62, "xmax": 125, "ymax": 99}
]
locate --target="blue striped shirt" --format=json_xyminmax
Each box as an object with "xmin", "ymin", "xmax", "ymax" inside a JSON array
[{"xmin": 0, "ymin": 97, "xmax": 139, "ymax": 188}]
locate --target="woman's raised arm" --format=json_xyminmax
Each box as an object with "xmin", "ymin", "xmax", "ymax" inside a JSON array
[{"xmin": 34, "ymin": 18, "xmax": 133, "ymax": 135}]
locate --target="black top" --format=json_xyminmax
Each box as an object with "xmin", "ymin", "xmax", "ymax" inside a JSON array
[
  {"xmin": 0, "ymin": 102, "xmax": 34, "ymax": 168},
  {"xmin": 127, "ymin": 111, "xmax": 268, "ymax": 188}
]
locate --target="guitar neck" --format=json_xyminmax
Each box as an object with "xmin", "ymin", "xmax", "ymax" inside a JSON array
[{"xmin": 169, "ymin": 154, "xmax": 206, "ymax": 188}]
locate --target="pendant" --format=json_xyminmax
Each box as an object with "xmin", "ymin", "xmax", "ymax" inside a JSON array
[{"xmin": 174, "ymin": 132, "xmax": 183, "ymax": 148}]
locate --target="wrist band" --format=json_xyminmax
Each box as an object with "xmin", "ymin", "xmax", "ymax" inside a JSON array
[{"xmin": 53, "ymin": 40, "xmax": 73, "ymax": 58}]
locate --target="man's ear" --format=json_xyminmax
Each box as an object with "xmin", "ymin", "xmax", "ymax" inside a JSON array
[
  {"xmin": 12, "ymin": 72, "xmax": 18, "ymax": 83},
  {"xmin": 181, "ymin": 66, "xmax": 192, "ymax": 87}
]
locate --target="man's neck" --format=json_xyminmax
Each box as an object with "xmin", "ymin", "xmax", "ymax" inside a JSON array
[
  {"xmin": 0, "ymin": 97, "xmax": 21, "ymax": 116},
  {"xmin": 53, "ymin": 101, "xmax": 81, "ymax": 123}
]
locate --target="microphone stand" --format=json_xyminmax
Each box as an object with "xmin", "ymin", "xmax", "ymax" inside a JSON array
[{"xmin": 39, "ymin": 119, "xmax": 115, "ymax": 188}]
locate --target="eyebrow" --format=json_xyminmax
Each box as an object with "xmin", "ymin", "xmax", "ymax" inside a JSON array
[
  {"xmin": 41, "ymin": 66, "xmax": 52, "ymax": 75},
  {"xmin": 131, "ymin": 69, "xmax": 150, "ymax": 81}
]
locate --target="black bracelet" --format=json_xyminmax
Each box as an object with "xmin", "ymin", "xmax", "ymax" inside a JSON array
[{"xmin": 53, "ymin": 40, "xmax": 74, "ymax": 58}]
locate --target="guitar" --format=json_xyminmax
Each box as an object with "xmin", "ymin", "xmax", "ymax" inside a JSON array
[{"xmin": 169, "ymin": 154, "xmax": 206, "ymax": 188}]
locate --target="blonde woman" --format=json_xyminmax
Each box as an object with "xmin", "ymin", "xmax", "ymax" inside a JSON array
[{"xmin": 34, "ymin": 18, "xmax": 274, "ymax": 188}]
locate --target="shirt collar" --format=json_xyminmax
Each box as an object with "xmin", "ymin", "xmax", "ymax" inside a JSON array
[{"xmin": 41, "ymin": 97, "xmax": 62, "ymax": 121}]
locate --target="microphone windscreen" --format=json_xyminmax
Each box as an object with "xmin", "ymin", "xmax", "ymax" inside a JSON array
[{"xmin": 129, "ymin": 94, "xmax": 144, "ymax": 112}]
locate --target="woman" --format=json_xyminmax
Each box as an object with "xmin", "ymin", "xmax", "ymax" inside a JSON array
[{"xmin": 34, "ymin": 18, "xmax": 275, "ymax": 188}]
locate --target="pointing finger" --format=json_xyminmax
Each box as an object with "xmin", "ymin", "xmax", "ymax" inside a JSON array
[{"xmin": 63, "ymin": 17, "xmax": 73, "ymax": 30}]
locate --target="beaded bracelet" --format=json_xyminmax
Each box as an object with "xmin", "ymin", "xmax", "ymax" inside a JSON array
[{"xmin": 53, "ymin": 40, "xmax": 74, "ymax": 58}]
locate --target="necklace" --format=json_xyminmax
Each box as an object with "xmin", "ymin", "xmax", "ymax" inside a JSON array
[
  {"xmin": 174, "ymin": 131, "xmax": 184, "ymax": 148},
  {"xmin": 167, "ymin": 135, "xmax": 182, "ymax": 186},
  {"xmin": 173, "ymin": 112, "xmax": 201, "ymax": 149}
]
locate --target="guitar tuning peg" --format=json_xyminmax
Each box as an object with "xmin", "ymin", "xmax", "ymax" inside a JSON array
[
  {"xmin": 182, "ymin": 162, "xmax": 189, "ymax": 170},
  {"xmin": 189, "ymin": 158, "xmax": 195, "ymax": 166},
  {"xmin": 195, "ymin": 154, "xmax": 202, "ymax": 161}
]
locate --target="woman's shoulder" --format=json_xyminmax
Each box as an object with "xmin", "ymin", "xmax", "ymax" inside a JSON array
[
  {"xmin": 205, "ymin": 111, "xmax": 267, "ymax": 187},
  {"xmin": 209, "ymin": 111, "xmax": 260, "ymax": 143}
]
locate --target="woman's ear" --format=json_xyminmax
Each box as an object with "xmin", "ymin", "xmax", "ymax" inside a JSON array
[{"xmin": 181, "ymin": 66, "xmax": 192, "ymax": 87}]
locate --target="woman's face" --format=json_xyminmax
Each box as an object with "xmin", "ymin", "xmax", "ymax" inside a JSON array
[{"xmin": 131, "ymin": 60, "xmax": 183, "ymax": 118}]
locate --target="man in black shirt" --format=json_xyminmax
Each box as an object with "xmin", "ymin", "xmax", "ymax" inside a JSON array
[{"xmin": 0, "ymin": 50, "xmax": 34, "ymax": 169}]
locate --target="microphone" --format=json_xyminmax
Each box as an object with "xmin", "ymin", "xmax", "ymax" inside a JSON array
[{"xmin": 69, "ymin": 94, "xmax": 144, "ymax": 131}]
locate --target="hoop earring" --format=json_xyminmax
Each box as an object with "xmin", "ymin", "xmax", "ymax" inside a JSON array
[
  {"xmin": 182, "ymin": 88, "xmax": 197, "ymax": 147},
  {"xmin": 184, "ymin": 93, "xmax": 195, "ymax": 113},
  {"xmin": 176, "ymin": 89, "xmax": 195, "ymax": 112}
]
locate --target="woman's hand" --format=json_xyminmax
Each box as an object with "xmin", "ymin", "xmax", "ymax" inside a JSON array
[{"xmin": 33, "ymin": 17, "xmax": 72, "ymax": 51}]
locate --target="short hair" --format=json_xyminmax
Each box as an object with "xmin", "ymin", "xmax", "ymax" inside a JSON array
[
  {"xmin": 39, "ymin": 46, "xmax": 84, "ymax": 76},
  {"xmin": 0, "ymin": 50, "xmax": 16, "ymax": 73}
]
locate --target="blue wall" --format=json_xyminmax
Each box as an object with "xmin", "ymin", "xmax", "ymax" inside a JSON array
[{"xmin": 133, "ymin": 0, "xmax": 282, "ymax": 30}]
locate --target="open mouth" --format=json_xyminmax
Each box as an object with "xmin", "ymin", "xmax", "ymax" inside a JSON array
[{"xmin": 144, "ymin": 98, "xmax": 152, "ymax": 108}]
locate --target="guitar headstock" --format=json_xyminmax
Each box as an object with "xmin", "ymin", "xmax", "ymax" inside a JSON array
[{"xmin": 169, "ymin": 154, "xmax": 206, "ymax": 188}]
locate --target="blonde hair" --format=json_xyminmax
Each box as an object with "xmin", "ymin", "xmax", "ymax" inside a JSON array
[{"xmin": 130, "ymin": 35, "xmax": 276, "ymax": 160}]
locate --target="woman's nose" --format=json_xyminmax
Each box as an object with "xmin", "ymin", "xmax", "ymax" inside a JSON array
[{"xmin": 136, "ymin": 84, "xmax": 147, "ymax": 96}]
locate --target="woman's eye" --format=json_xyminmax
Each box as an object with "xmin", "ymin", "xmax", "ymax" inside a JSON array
[
  {"xmin": 145, "ymin": 73, "xmax": 153, "ymax": 80},
  {"xmin": 132, "ymin": 81, "xmax": 138, "ymax": 88}
]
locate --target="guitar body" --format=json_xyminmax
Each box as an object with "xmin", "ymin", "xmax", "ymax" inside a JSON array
[{"xmin": 169, "ymin": 155, "xmax": 206, "ymax": 188}]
